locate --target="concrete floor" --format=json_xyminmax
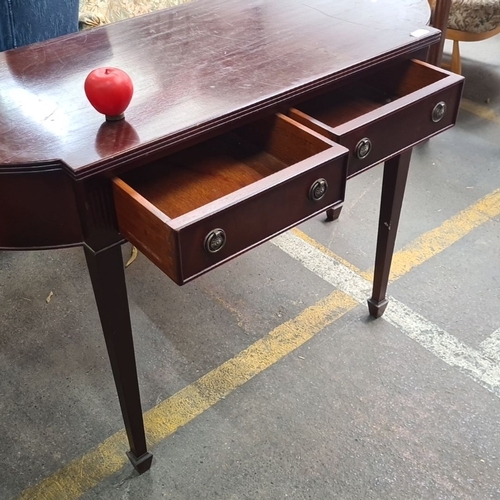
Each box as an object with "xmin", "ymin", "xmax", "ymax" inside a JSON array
[{"xmin": 1, "ymin": 37, "xmax": 500, "ymax": 500}]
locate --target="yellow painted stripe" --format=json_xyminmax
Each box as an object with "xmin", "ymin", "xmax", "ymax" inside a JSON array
[
  {"xmin": 460, "ymin": 98, "xmax": 500, "ymax": 125},
  {"xmin": 19, "ymin": 290, "xmax": 358, "ymax": 500},
  {"xmin": 19, "ymin": 434, "xmax": 130, "ymax": 500},
  {"xmin": 19, "ymin": 187, "xmax": 500, "ymax": 499},
  {"xmin": 290, "ymin": 228, "xmax": 366, "ymax": 276},
  {"xmin": 361, "ymin": 188, "xmax": 500, "ymax": 283},
  {"xmin": 291, "ymin": 190, "xmax": 500, "ymax": 282},
  {"xmin": 290, "ymin": 228, "xmax": 373, "ymax": 281}
]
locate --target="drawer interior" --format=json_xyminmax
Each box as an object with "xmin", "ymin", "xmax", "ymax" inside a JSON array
[
  {"xmin": 120, "ymin": 114, "xmax": 333, "ymax": 219},
  {"xmin": 291, "ymin": 59, "xmax": 449, "ymax": 128}
]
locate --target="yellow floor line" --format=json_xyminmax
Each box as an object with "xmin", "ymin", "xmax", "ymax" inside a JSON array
[
  {"xmin": 19, "ymin": 290, "xmax": 358, "ymax": 500},
  {"xmin": 19, "ymin": 187, "xmax": 500, "ymax": 499},
  {"xmin": 460, "ymin": 98, "xmax": 500, "ymax": 125},
  {"xmin": 290, "ymin": 228, "xmax": 366, "ymax": 277},
  {"xmin": 293, "ymin": 190, "xmax": 500, "ymax": 283},
  {"xmin": 381, "ymin": 187, "xmax": 500, "ymax": 282}
]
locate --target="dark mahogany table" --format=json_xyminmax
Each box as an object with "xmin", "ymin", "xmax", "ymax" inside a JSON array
[{"xmin": 0, "ymin": 0, "xmax": 463, "ymax": 473}]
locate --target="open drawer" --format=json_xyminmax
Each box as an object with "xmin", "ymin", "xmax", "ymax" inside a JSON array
[
  {"xmin": 113, "ymin": 113, "xmax": 348, "ymax": 284},
  {"xmin": 288, "ymin": 59, "xmax": 464, "ymax": 178}
]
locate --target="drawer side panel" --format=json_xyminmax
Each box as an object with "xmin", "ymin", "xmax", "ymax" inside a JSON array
[{"xmin": 113, "ymin": 178, "xmax": 181, "ymax": 284}]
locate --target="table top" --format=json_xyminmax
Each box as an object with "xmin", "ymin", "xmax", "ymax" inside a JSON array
[{"xmin": 0, "ymin": 0, "xmax": 437, "ymax": 179}]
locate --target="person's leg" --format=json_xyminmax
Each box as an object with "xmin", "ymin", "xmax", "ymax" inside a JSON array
[{"xmin": 0, "ymin": 0, "xmax": 79, "ymax": 52}]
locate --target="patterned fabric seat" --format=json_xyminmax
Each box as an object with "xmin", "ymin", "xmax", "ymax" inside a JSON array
[
  {"xmin": 428, "ymin": 0, "xmax": 500, "ymax": 74},
  {"xmin": 79, "ymin": 0, "xmax": 191, "ymax": 28},
  {"xmin": 448, "ymin": 0, "xmax": 500, "ymax": 33}
]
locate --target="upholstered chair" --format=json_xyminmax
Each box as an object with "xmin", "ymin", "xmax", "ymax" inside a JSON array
[
  {"xmin": 0, "ymin": 0, "xmax": 79, "ymax": 51},
  {"xmin": 429, "ymin": 0, "xmax": 500, "ymax": 74},
  {"xmin": 446, "ymin": 0, "xmax": 500, "ymax": 74}
]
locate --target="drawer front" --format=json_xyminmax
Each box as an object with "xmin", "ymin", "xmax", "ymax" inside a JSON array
[
  {"xmin": 289, "ymin": 60, "xmax": 464, "ymax": 178},
  {"xmin": 337, "ymin": 82, "xmax": 463, "ymax": 177},
  {"xmin": 178, "ymin": 155, "xmax": 346, "ymax": 283}
]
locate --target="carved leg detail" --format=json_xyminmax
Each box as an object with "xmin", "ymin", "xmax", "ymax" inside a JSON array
[
  {"xmin": 368, "ymin": 150, "xmax": 412, "ymax": 318},
  {"xmin": 84, "ymin": 243, "xmax": 153, "ymax": 474},
  {"xmin": 326, "ymin": 204, "xmax": 343, "ymax": 221}
]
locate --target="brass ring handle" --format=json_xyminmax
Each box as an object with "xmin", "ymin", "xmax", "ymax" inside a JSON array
[
  {"xmin": 432, "ymin": 101, "xmax": 447, "ymax": 123},
  {"xmin": 204, "ymin": 228, "xmax": 226, "ymax": 254},
  {"xmin": 309, "ymin": 178, "xmax": 328, "ymax": 201},
  {"xmin": 356, "ymin": 138, "xmax": 372, "ymax": 159}
]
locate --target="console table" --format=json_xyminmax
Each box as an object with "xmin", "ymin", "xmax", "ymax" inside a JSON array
[{"xmin": 0, "ymin": 0, "xmax": 463, "ymax": 474}]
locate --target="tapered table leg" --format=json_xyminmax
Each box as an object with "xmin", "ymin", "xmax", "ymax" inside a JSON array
[
  {"xmin": 84, "ymin": 243, "xmax": 153, "ymax": 474},
  {"xmin": 367, "ymin": 149, "xmax": 412, "ymax": 318}
]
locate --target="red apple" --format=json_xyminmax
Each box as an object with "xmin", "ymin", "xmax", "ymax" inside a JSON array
[{"xmin": 84, "ymin": 67, "xmax": 134, "ymax": 121}]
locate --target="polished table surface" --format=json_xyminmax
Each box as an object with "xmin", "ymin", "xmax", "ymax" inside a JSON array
[
  {"xmin": 0, "ymin": 0, "xmax": 463, "ymax": 475},
  {"xmin": 0, "ymin": 0, "xmax": 436, "ymax": 178}
]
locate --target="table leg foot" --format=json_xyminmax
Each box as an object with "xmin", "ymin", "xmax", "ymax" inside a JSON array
[
  {"xmin": 127, "ymin": 451, "xmax": 154, "ymax": 475},
  {"xmin": 326, "ymin": 205, "xmax": 342, "ymax": 221},
  {"xmin": 367, "ymin": 298, "xmax": 389, "ymax": 318}
]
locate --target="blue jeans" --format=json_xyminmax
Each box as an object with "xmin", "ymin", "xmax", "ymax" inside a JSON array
[{"xmin": 0, "ymin": 0, "xmax": 79, "ymax": 52}]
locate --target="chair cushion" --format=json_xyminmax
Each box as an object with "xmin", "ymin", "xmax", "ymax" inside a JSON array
[
  {"xmin": 79, "ymin": 0, "xmax": 192, "ymax": 24},
  {"xmin": 449, "ymin": 0, "xmax": 500, "ymax": 33}
]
